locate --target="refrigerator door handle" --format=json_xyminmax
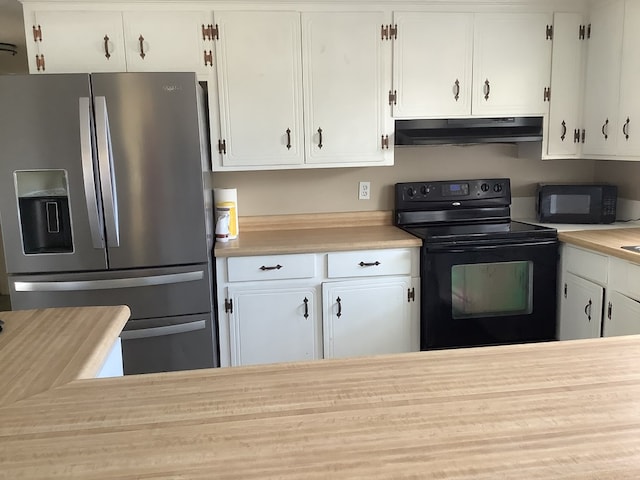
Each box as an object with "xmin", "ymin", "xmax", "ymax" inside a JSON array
[
  {"xmin": 79, "ymin": 97, "xmax": 105, "ymax": 249},
  {"xmin": 94, "ymin": 96, "xmax": 120, "ymax": 248},
  {"xmin": 13, "ymin": 270, "xmax": 204, "ymax": 292},
  {"xmin": 120, "ymin": 320, "xmax": 206, "ymax": 340}
]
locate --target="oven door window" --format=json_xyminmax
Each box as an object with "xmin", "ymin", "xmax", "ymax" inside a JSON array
[{"xmin": 451, "ymin": 261, "xmax": 533, "ymax": 319}]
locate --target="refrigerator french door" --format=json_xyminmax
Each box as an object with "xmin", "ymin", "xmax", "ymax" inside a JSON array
[{"xmin": 0, "ymin": 73, "xmax": 217, "ymax": 374}]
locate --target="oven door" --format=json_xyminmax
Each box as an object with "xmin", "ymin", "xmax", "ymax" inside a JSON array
[{"xmin": 421, "ymin": 239, "xmax": 558, "ymax": 350}]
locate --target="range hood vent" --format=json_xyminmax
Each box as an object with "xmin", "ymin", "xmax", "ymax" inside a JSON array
[{"xmin": 394, "ymin": 117, "xmax": 543, "ymax": 146}]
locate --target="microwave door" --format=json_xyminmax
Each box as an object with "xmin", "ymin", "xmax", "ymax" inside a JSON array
[{"xmin": 0, "ymin": 74, "xmax": 108, "ymax": 274}]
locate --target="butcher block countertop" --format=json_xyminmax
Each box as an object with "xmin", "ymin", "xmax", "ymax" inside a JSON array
[
  {"xmin": 0, "ymin": 305, "xmax": 130, "ymax": 405},
  {"xmin": 214, "ymin": 211, "xmax": 421, "ymax": 257},
  {"xmin": 559, "ymin": 227, "xmax": 640, "ymax": 263},
  {"xmin": 3, "ymin": 309, "xmax": 640, "ymax": 479}
]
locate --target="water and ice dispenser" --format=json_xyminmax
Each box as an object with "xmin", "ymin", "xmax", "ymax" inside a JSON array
[{"xmin": 15, "ymin": 170, "xmax": 73, "ymax": 254}]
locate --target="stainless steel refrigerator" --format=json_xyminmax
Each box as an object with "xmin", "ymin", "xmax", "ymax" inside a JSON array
[{"xmin": 0, "ymin": 72, "xmax": 217, "ymax": 374}]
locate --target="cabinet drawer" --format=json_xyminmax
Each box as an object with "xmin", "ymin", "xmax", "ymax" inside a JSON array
[
  {"xmin": 227, "ymin": 254, "xmax": 316, "ymax": 282},
  {"xmin": 609, "ymin": 257, "xmax": 640, "ymax": 301},
  {"xmin": 327, "ymin": 249, "xmax": 412, "ymax": 278},
  {"xmin": 563, "ymin": 245, "xmax": 608, "ymax": 284}
]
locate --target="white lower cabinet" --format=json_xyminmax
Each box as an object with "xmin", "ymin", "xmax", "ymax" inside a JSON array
[
  {"xmin": 323, "ymin": 276, "xmax": 418, "ymax": 359},
  {"xmin": 559, "ymin": 244, "xmax": 640, "ymax": 340},
  {"xmin": 227, "ymin": 284, "xmax": 321, "ymax": 366},
  {"xmin": 216, "ymin": 248, "xmax": 420, "ymax": 367},
  {"xmin": 558, "ymin": 272, "xmax": 603, "ymax": 340}
]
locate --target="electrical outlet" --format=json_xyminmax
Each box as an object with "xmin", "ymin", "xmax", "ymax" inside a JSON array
[{"xmin": 359, "ymin": 181, "xmax": 371, "ymax": 200}]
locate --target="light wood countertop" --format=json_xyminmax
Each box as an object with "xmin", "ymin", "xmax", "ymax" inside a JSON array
[
  {"xmin": 2, "ymin": 329, "xmax": 640, "ymax": 478},
  {"xmin": 559, "ymin": 227, "xmax": 640, "ymax": 263},
  {"xmin": 0, "ymin": 305, "xmax": 130, "ymax": 405},
  {"xmin": 214, "ymin": 211, "xmax": 421, "ymax": 257}
]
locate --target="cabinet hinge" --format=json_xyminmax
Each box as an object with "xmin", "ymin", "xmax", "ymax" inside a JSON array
[
  {"xmin": 563, "ymin": 283, "xmax": 567, "ymax": 298},
  {"xmin": 35, "ymin": 54, "xmax": 45, "ymax": 72},
  {"xmin": 581, "ymin": 129, "xmax": 586, "ymax": 143},
  {"xmin": 408, "ymin": 287, "xmax": 415, "ymax": 302},
  {"xmin": 389, "ymin": 90, "xmax": 397, "ymax": 105},
  {"xmin": 224, "ymin": 298, "xmax": 233, "ymax": 314},
  {"xmin": 204, "ymin": 50, "xmax": 213, "ymax": 67},
  {"xmin": 587, "ymin": 23, "xmax": 592, "ymax": 39},
  {"xmin": 546, "ymin": 24, "xmax": 553, "ymax": 40},
  {"xmin": 579, "ymin": 24, "xmax": 586, "ymax": 40},
  {"xmin": 381, "ymin": 24, "xmax": 397, "ymax": 40},
  {"xmin": 607, "ymin": 301, "xmax": 612, "ymax": 320},
  {"xmin": 218, "ymin": 139, "xmax": 227, "ymax": 154},
  {"xmin": 543, "ymin": 87, "xmax": 551, "ymax": 102},
  {"xmin": 381, "ymin": 135, "xmax": 390, "ymax": 149},
  {"xmin": 202, "ymin": 23, "xmax": 219, "ymax": 40},
  {"xmin": 32, "ymin": 24, "xmax": 42, "ymax": 42},
  {"xmin": 573, "ymin": 129, "xmax": 581, "ymax": 143}
]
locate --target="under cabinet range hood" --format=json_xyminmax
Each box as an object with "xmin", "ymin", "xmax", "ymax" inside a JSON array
[{"xmin": 394, "ymin": 117, "xmax": 543, "ymax": 146}]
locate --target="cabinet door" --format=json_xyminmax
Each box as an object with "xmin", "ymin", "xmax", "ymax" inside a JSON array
[
  {"xmin": 392, "ymin": 12, "xmax": 473, "ymax": 118},
  {"xmin": 30, "ymin": 11, "xmax": 126, "ymax": 73},
  {"xmin": 558, "ymin": 272, "xmax": 604, "ymax": 340},
  {"xmin": 323, "ymin": 277, "xmax": 415, "ymax": 359},
  {"xmin": 214, "ymin": 11, "xmax": 304, "ymax": 168},
  {"xmin": 617, "ymin": 1, "xmax": 640, "ymax": 156},
  {"xmin": 302, "ymin": 11, "xmax": 391, "ymax": 166},
  {"xmin": 546, "ymin": 13, "xmax": 585, "ymax": 157},
  {"xmin": 603, "ymin": 290, "xmax": 640, "ymax": 337},
  {"xmin": 122, "ymin": 11, "xmax": 213, "ymax": 75},
  {"xmin": 228, "ymin": 285, "xmax": 320, "ymax": 366},
  {"xmin": 472, "ymin": 13, "xmax": 552, "ymax": 116},
  {"xmin": 582, "ymin": 0, "xmax": 624, "ymax": 156}
]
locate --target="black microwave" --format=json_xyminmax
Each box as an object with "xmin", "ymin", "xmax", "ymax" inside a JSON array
[{"xmin": 536, "ymin": 184, "xmax": 617, "ymax": 224}]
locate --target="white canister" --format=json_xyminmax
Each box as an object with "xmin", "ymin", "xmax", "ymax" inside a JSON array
[{"xmin": 214, "ymin": 188, "xmax": 238, "ymax": 239}]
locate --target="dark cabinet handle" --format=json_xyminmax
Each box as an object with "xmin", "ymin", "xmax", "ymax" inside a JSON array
[
  {"xmin": 584, "ymin": 299, "xmax": 592, "ymax": 321},
  {"xmin": 484, "ymin": 79, "xmax": 490, "ymax": 100},
  {"xmin": 602, "ymin": 118, "xmax": 609, "ymax": 139},
  {"xmin": 286, "ymin": 128, "xmax": 291, "ymax": 150},
  {"xmin": 454, "ymin": 79, "xmax": 460, "ymax": 101},
  {"xmin": 317, "ymin": 127, "xmax": 323, "ymax": 149},
  {"xmin": 358, "ymin": 261, "xmax": 380, "ymax": 267},
  {"xmin": 561, "ymin": 120, "xmax": 567, "ymax": 141},
  {"xmin": 138, "ymin": 35, "xmax": 146, "ymax": 59},
  {"xmin": 623, "ymin": 117, "xmax": 630, "ymax": 140},
  {"xmin": 336, "ymin": 296, "xmax": 342, "ymax": 318},
  {"xmin": 303, "ymin": 297, "xmax": 309, "ymax": 319},
  {"xmin": 104, "ymin": 35, "xmax": 111, "ymax": 59},
  {"xmin": 259, "ymin": 264, "xmax": 282, "ymax": 271}
]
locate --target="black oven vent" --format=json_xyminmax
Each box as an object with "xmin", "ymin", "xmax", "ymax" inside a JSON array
[{"xmin": 394, "ymin": 117, "xmax": 543, "ymax": 146}]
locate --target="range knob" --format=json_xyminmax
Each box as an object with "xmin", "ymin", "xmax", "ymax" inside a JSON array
[
  {"xmin": 493, "ymin": 183, "xmax": 503, "ymax": 193},
  {"xmin": 406, "ymin": 187, "xmax": 416, "ymax": 197},
  {"xmin": 480, "ymin": 183, "xmax": 490, "ymax": 192},
  {"xmin": 420, "ymin": 185, "xmax": 430, "ymax": 195}
]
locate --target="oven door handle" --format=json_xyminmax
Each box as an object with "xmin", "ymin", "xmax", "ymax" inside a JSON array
[{"xmin": 427, "ymin": 240, "xmax": 558, "ymax": 253}]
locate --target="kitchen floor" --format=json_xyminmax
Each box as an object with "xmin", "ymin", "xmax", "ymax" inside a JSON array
[{"xmin": 0, "ymin": 295, "xmax": 11, "ymax": 311}]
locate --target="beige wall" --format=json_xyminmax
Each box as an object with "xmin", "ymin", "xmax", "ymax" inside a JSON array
[
  {"xmin": 594, "ymin": 160, "xmax": 640, "ymax": 200},
  {"xmin": 212, "ymin": 143, "xmax": 597, "ymax": 216}
]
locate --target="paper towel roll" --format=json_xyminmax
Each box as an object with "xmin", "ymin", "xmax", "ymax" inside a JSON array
[{"xmin": 214, "ymin": 188, "xmax": 238, "ymax": 239}]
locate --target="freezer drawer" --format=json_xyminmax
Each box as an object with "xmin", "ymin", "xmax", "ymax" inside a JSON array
[
  {"xmin": 9, "ymin": 264, "xmax": 212, "ymax": 319},
  {"xmin": 120, "ymin": 313, "xmax": 214, "ymax": 374}
]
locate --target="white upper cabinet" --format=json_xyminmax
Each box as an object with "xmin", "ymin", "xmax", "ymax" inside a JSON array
[
  {"xmin": 392, "ymin": 12, "xmax": 552, "ymax": 118},
  {"xmin": 545, "ymin": 12, "xmax": 586, "ymax": 158},
  {"xmin": 582, "ymin": 0, "xmax": 624, "ymax": 156},
  {"xmin": 212, "ymin": 10, "xmax": 392, "ymax": 170},
  {"xmin": 213, "ymin": 11, "xmax": 304, "ymax": 168},
  {"xmin": 391, "ymin": 12, "xmax": 473, "ymax": 118},
  {"xmin": 302, "ymin": 11, "xmax": 391, "ymax": 166},
  {"xmin": 122, "ymin": 11, "xmax": 213, "ymax": 75},
  {"xmin": 472, "ymin": 13, "xmax": 552, "ymax": 116},
  {"xmin": 616, "ymin": 1, "xmax": 640, "ymax": 156},
  {"xmin": 28, "ymin": 10, "xmax": 126, "ymax": 73}
]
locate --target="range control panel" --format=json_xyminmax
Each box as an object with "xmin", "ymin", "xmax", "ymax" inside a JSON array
[{"xmin": 397, "ymin": 178, "xmax": 511, "ymax": 203}]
